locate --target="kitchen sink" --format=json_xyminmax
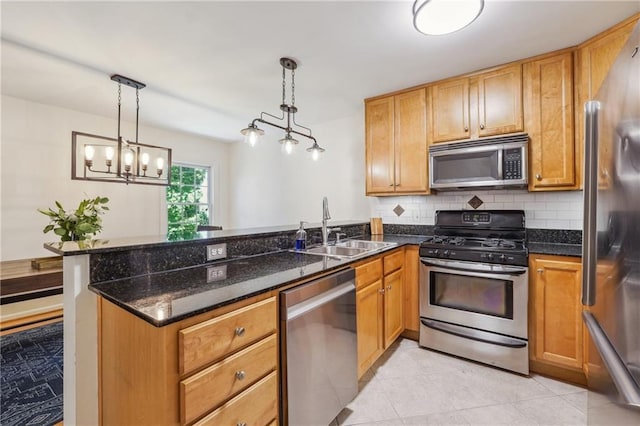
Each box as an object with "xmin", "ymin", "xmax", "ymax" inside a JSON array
[{"xmin": 294, "ymin": 240, "xmax": 397, "ymax": 259}]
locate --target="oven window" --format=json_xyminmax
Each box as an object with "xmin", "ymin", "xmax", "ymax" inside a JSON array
[{"xmin": 429, "ymin": 271, "xmax": 514, "ymax": 319}]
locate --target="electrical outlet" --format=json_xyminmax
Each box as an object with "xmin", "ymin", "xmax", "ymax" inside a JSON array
[
  {"xmin": 206, "ymin": 243, "xmax": 227, "ymax": 261},
  {"xmin": 207, "ymin": 264, "xmax": 227, "ymax": 282}
]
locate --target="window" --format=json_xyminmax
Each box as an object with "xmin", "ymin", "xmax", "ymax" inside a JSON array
[{"xmin": 166, "ymin": 164, "xmax": 210, "ymax": 239}]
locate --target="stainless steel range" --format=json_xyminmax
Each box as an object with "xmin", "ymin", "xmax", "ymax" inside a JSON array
[{"xmin": 419, "ymin": 210, "xmax": 529, "ymax": 375}]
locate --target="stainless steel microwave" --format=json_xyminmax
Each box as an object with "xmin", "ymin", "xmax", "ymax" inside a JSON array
[{"xmin": 429, "ymin": 133, "xmax": 528, "ymax": 191}]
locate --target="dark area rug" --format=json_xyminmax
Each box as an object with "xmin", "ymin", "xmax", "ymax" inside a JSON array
[{"xmin": 1, "ymin": 321, "xmax": 63, "ymax": 426}]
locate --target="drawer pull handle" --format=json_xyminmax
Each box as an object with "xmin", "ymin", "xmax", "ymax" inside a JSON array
[
  {"xmin": 235, "ymin": 327, "xmax": 246, "ymax": 337},
  {"xmin": 235, "ymin": 370, "xmax": 246, "ymax": 380},
  {"xmin": 464, "ymin": 126, "xmax": 469, "ymax": 132},
  {"xmin": 480, "ymin": 123, "xmax": 485, "ymax": 130}
]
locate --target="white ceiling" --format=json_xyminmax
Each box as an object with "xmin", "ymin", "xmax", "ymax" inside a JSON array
[{"xmin": 2, "ymin": 1, "xmax": 639, "ymax": 143}]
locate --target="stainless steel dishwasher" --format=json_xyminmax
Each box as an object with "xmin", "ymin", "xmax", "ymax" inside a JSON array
[{"xmin": 281, "ymin": 268, "xmax": 357, "ymax": 426}]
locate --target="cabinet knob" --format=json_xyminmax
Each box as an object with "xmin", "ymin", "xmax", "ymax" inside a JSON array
[
  {"xmin": 601, "ymin": 168, "xmax": 609, "ymax": 177},
  {"xmin": 537, "ymin": 268, "xmax": 544, "ymax": 273},
  {"xmin": 387, "ymin": 285, "xmax": 392, "ymax": 290},
  {"xmin": 234, "ymin": 327, "xmax": 245, "ymax": 337},
  {"xmin": 235, "ymin": 370, "xmax": 246, "ymax": 380},
  {"xmin": 464, "ymin": 126, "xmax": 469, "ymax": 132},
  {"xmin": 479, "ymin": 123, "xmax": 485, "ymax": 130},
  {"xmin": 535, "ymin": 174, "xmax": 542, "ymax": 181},
  {"xmin": 389, "ymin": 183, "xmax": 394, "ymax": 187},
  {"xmin": 237, "ymin": 423, "xmax": 247, "ymax": 426},
  {"xmin": 379, "ymin": 288, "xmax": 385, "ymax": 294}
]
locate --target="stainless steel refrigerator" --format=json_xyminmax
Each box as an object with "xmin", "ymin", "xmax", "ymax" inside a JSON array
[{"xmin": 582, "ymin": 20, "xmax": 640, "ymax": 425}]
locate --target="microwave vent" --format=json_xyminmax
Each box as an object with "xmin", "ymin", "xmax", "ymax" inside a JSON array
[{"xmin": 429, "ymin": 133, "xmax": 529, "ymax": 153}]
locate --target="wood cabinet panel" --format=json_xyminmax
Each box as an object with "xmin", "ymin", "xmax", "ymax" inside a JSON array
[
  {"xmin": 356, "ymin": 278, "xmax": 384, "ymax": 378},
  {"xmin": 394, "ymin": 89, "xmax": 428, "ymax": 193},
  {"xmin": 180, "ymin": 334, "xmax": 277, "ymax": 424},
  {"xmin": 576, "ymin": 17, "xmax": 637, "ymax": 189},
  {"xmin": 477, "ymin": 64, "xmax": 523, "ymax": 137},
  {"xmin": 430, "ymin": 79, "xmax": 470, "ymax": 143},
  {"xmin": 529, "ymin": 255, "xmax": 583, "ymax": 372},
  {"xmin": 179, "ymin": 297, "xmax": 276, "ymax": 376},
  {"xmin": 194, "ymin": 371, "xmax": 278, "ymax": 426},
  {"xmin": 403, "ymin": 246, "xmax": 420, "ymax": 333},
  {"xmin": 365, "ymin": 97, "xmax": 396, "ymax": 193},
  {"xmin": 383, "ymin": 249, "xmax": 404, "ymax": 274},
  {"xmin": 384, "ymin": 268, "xmax": 404, "ymax": 348},
  {"xmin": 355, "ymin": 258, "xmax": 383, "ymax": 290},
  {"xmin": 524, "ymin": 52, "xmax": 576, "ymax": 190},
  {"xmin": 365, "ymin": 88, "xmax": 428, "ymax": 195}
]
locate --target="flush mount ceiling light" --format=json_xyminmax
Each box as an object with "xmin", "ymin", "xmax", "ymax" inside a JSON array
[
  {"xmin": 71, "ymin": 75, "xmax": 172, "ymax": 186},
  {"xmin": 240, "ymin": 57, "xmax": 325, "ymax": 160},
  {"xmin": 413, "ymin": 0, "xmax": 484, "ymax": 36}
]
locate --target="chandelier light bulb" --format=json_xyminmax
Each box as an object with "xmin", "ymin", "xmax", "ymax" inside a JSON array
[
  {"xmin": 84, "ymin": 145, "xmax": 95, "ymax": 161},
  {"xmin": 280, "ymin": 134, "xmax": 299, "ymax": 155},
  {"xmin": 306, "ymin": 142, "xmax": 325, "ymax": 161},
  {"xmin": 105, "ymin": 146, "xmax": 114, "ymax": 161},
  {"xmin": 413, "ymin": 0, "xmax": 484, "ymax": 36},
  {"xmin": 156, "ymin": 157, "xmax": 164, "ymax": 176},
  {"xmin": 141, "ymin": 152, "xmax": 150, "ymax": 166}
]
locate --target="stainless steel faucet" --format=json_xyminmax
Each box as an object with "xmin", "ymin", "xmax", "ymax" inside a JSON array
[{"xmin": 321, "ymin": 197, "xmax": 340, "ymax": 246}]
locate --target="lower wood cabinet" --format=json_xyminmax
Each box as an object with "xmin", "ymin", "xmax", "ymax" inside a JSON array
[
  {"xmin": 355, "ymin": 248, "xmax": 404, "ymax": 378},
  {"xmin": 403, "ymin": 246, "xmax": 420, "ymax": 333},
  {"xmin": 99, "ymin": 294, "xmax": 279, "ymax": 425},
  {"xmin": 528, "ymin": 254, "xmax": 585, "ymax": 383}
]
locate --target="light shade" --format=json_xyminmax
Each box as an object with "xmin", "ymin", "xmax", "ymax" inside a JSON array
[
  {"xmin": 240, "ymin": 123, "xmax": 264, "ymax": 147},
  {"xmin": 413, "ymin": 0, "xmax": 484, "ymax": 36}
]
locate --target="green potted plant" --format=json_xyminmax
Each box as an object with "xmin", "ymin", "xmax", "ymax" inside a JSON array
[{"xmin": 38, "ymin": 196, "xmax": 110, "ymax": 241}]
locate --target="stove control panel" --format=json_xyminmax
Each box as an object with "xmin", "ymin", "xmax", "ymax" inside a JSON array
[
  {"xmin": 462, "ymin": 212, "xmax": 491, "ymax": 224},
  {"xmin": 419, "ymin": 247, "xmax": 528, "ymax": 267}
]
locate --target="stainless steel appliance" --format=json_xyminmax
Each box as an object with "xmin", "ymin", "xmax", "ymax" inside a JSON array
[
  {"xmin": 429, "ymin": 133, "xmax": 528, "ymax": 191},
  {"xmin": 419, "ymin": 210, "xmax": 529, "ymax": 375},
  {"xmin": 582, "ymin": 21, "xmax": 640, "ymax": 424},
  {"xmin": 280, "ymin": 268, "xmax": 357, "ymax": 426}
]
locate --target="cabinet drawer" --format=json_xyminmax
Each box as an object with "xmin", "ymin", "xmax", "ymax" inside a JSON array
[
  {"xmin": 181, "ymin": 334, "xmax": 277, "ymax": 424},
  {"xmin": 179, "ymin": 297, "xmax": 277, "ymax": 375},
  {"xmin": 194, "ymin": 371, "xmax": 278, "ymax": 426},
  {"xmin": 383, "ymin": 250, "xmax": 404, "ymax": 274},
  {"xmin": 356, "ymin": 258, "xmax": 383, "ymax": 290}
]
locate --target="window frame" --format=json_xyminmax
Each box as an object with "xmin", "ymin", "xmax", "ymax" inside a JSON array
[{"xmin": 165, "ymin": 162, "xmax": 212, "ymax": 238}]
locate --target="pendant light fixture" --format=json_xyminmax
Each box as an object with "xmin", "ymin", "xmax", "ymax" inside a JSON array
[
  {"xmin": 413, "ymin": 0, "xmax": 484, "ymax": 36},
  {"xmin": 240, "ymin": 57, "xmax": 325, "ymax": 161},
  {"xmin": 71, "ymin": 74, "xmax": 172, "ymax": 186}
]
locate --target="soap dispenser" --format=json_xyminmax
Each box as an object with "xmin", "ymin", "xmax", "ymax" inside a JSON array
[{"xmin": 295, "ymin": 221, "xmax": 307, "ymax": 250}]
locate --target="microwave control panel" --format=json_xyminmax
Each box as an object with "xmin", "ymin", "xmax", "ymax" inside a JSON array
[{"xmin": 503, "ymin": 148, "xmax": 523, "ymax": 180}]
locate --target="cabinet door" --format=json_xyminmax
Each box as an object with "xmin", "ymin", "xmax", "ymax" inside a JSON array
[
  {"xmin": 365, "ymin": 97, "xmax": 395, "ymax": 194},
  {"xmin": 383, "ymin": 268, "xmax": 404, "ymax": 348},
  {"xmin": 576, "ymin": 18, "xmax": 637, "ymax": 189},
  {"xmin": 477, "ymin": 64, "xmax": 523, "ymax": 137},
  {"xmin": 356, "ymin": 279, "xmax": 384, "ymax": 378},
  {"xmin": 394, "ymin": 89, "xmax": 428, "ymax": 193},
  {"xmin": 524, "ymin": 52, "xmax": 576, "ymax": 190},
  {"xmin": 530, "ymin": 255, "xmax": 583, "ymax": 371},
  {"xmin": 429, "ymin": 78, "xmax": 470, "ymax": 143},
  {"xmin": 403, "ymin": 247, "xmax": 420, "ymax": 333}
]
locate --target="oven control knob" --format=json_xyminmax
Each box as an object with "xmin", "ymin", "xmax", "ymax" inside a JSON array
[
  {"xmin": 487, "ymin": 253, "xmax": 494, "ymax": 261},
  {"xmin": 443, "ymin": 250, "xmax": 450, "ymax": 257},
  {"xmin": 434, "ymin": 249, "xmax": 440, "ymax": 256},
  {"xmin": 499, "ymin": 254, "xmax": 507, "ymax": 262}
]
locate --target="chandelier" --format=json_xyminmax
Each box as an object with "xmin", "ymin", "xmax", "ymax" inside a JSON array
[
  {"xmin": 240, "ymin": 57, "xmax": 325, "ymax": 160},
  {"xmin": 413, "ymin": 0, "xmax": 484, "ymax": 36},
  {"xmin": 71, "ymin": 74, "xmax": 172, "ymax": 186}
]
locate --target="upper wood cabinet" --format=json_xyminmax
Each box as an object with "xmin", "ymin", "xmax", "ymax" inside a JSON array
[
  {"xmin": 524, "ymin": 51, "xmax": 576, "ymax": 191},
  {"xmin": 365, "ymin": 88, "xmax": 428, "ymax": 195},
  {"xmin": 429, "ymin": 64, "xmax": 523, "ymax": 144},
  {"xmin": 575, "ymin": 16, "xmax": 637, "ymax": 189},
  {"xmin": 529, "ymin": 254, "xmax": 584, "ymax": 380}
]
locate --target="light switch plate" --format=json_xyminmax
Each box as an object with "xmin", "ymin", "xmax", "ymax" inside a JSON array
[{"xmin": 206, "ymin": 243, "xmax": 227, "ymax": 261}]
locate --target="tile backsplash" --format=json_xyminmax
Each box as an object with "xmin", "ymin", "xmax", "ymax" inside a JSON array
[{"xmin": 369, "ymin": 190, "xmax": 583, "ymax": 230}]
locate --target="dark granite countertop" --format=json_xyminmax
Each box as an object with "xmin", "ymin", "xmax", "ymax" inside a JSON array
[
  {"xmin": 528, "ymin": 242, "xmax": 582, "ymax": 257},
  {"xmin": 89, "ymin": 234, "xmax": 427, "ymax": 327}
]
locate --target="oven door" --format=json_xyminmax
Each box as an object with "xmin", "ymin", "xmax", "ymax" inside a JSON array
[{"xmin": 420, "ymin": 258, "xmax": 528, "ymax": 339}]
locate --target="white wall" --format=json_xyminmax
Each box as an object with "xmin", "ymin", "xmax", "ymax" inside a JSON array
[
  {"xmin": 0, "ymin": 95, "xmax": 229, "ymax": 261},
  {"xmin": 369, "ymin": 190, "xmax": 584, "ymax": 230},
  {"xmin": 228, "ymin": 110, "xmax": 370, "ymax": 228}
]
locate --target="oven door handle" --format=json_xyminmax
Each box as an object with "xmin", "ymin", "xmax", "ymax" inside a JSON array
[
  {"xmin": 420, "ymin": 258, "xmax": 528, "ymax": 275},
  {"xmin": 421, "ymin": 319, "xmax": 527, "ymax": 348}
]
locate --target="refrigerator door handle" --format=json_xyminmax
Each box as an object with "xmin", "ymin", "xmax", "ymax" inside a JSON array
[
  {"xmin": 583, "ymin": 312, "xmax": 640, "ymax": 408},
  {"xmin": 582, "ymin": 100, "xmax": 600, "ymax": 306}
]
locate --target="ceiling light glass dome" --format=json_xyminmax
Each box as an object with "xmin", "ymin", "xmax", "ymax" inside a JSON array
[{"xmin": 413, "ymin": 0, "xmax": 484, "ymax": 36}]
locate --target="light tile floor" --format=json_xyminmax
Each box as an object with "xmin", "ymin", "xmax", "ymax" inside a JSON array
[{"xmin": 335, "ymin": 338, "xmax": 586, "ymax": 425}]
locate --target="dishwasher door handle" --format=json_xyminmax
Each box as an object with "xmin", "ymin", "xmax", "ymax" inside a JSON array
[{"xmin": 286, "ymin": 281, "xmax": 355, "ymax": 321}]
